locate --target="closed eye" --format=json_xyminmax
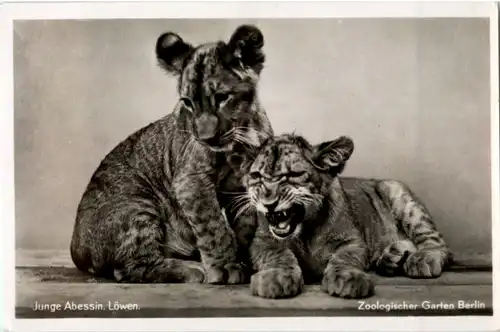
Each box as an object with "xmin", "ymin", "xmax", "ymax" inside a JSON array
[
  {"xmin": 249, "ymin": 172, "xmax": 261, "ymax": 180},
  {"xmin": 214, "ymin": 92, "xmax": 231, "ymax": 109},
  {"xmin": 288, "ymin": 171, "xmax": 307, "ymax": 178}
]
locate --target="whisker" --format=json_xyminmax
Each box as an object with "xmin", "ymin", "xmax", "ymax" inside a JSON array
[
  {"xmin": 226, "ymin": 194, "xmax": 251, "ymax": 211},
  {"xmin": 231, "ymin": 134, "xmax": 248, "ymax": 147},
  {"xmin": 233, "ymin": 133, "xmax": 257, "ymax": 151},
  {"xmin": 227, "ymin": 192, "xmax": 248, "ymax": 201},
  {"xmin": 230, "ymin": 194, "xmax": 251, "ymax": 208},
  {"xmin": 234, "ymin": 202, "xmax": 255, "ymax": 221},
  {"xmin": 219, "ymin": 191, "xmax": 247, "ymax": 195},
  {"xmin": 231, "ymin": 127, "xmax": 269, "ymax": 137},
  {"xmin": 231, "ymin": 201, "xmax": 251, "ymax": 215},
  {"xmin": 281, "ymin": 188, "xmax": 293, "ymax": 202},
  {"xmin": 228, "ymin": 195, "xmax": 250, "ymax": 208},
  {"xmin": 230, "ymin": 198, "xmax": 247, "ymax": 213},
  {"xmin": 220, "ymin": 128, "xmax": 235, "ymax": 140}
]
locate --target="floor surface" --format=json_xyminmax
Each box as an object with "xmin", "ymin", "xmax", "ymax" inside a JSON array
[{"xmin": 15, "ymin": 250, "xmax": 493, "ymax": 318}]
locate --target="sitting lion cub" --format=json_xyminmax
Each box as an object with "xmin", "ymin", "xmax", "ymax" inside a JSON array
[{"xmin": 241, "ymin": 134, "xmax": 451, "ymax": 299}]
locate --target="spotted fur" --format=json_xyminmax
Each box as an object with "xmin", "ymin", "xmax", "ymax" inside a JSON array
[
  {"xmin": 70, "ymin": 25, "xmax": 273, "ymax": 284},
  {"xmin": 242, "ymin": 134, "xmax": 451, "ymax": 299}
]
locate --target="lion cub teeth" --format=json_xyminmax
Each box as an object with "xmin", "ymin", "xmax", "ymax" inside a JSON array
[
  {"xmin": 277, "ymin": 221, "xmax": 289, "ymax": 229},
  {"xmin": 274, "ymin": 222, "xmax": 291, "ymax": 233}
]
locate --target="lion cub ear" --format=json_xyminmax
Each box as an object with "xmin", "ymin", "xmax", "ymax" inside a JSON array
[
  {"xmin": 226, "ymin": 25, "xmax": 265, "ymax": 75},
  {"xmin": 156, "ymin": 32, "xmax": 194, "ymax": 76},
  {"xmin": 312, "ymin": 136, "xmax": 354, "ymax": 175}
]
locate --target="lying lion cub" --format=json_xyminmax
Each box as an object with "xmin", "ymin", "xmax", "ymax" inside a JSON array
[{"xmin": 240, "ymin": 134, "xmax": 451, "ymax": 299}]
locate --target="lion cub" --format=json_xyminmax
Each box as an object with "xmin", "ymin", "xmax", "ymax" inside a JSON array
[{"xmin": 241, "ymin": 134, "xmax": 451, "ymax": 299}]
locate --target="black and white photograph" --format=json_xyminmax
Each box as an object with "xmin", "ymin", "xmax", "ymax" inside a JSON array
[{"xmin": 2, "ymin": 1, "xmax": 499, "ymax": 331}]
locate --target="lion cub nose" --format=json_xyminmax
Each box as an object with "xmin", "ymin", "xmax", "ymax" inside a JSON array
[
  {"xmin": 195, "ymin": 114, "xmax": 219, "ymax": 141},
  {"xmin": 263, "ymin": 200, "xmax": 278, "ymax": 213}
]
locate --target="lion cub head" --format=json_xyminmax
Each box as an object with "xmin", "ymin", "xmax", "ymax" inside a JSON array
[
  {"xmin": 242, "ymin": 134, "xmax": 354, "ymax": 239},
  {"xmin": 156, "ymin": 25, "xmax": 272, "ymax": 152}
]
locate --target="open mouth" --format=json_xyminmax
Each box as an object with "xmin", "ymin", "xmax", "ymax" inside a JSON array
[{"xmin": 266, "ymin": 206, "xmax": 301, "ymax": 239}]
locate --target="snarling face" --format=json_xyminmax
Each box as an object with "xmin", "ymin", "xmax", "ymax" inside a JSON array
[
  {"xmin": 156, "ymin": 25, "xmax": 272, "ymax": 152},
  {"xmin": 242, "ymin": 134, "xmax": 354, "ymax": 239}
]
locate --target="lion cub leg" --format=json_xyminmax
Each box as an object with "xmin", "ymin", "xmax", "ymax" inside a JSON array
[
  {"xmin": 86, "ymin": 203, "xmax": 206, "ymax": 283},
  {"xmin": 362, "ymin": 186, "xmax": 413, "ymax": 276},
  {"xmin": 377, "ymin": 180, "xmax": 451, "ymax": 278},
  {"xmin": 321, "ymin": 240, "xmax": 374, "ymax": 299},
  {"xmin": 174, "ymin": 175, "xmax": 246, "ymax": 285},
  {"xmin": 249, "ymin": 231, "xmax": 304, "ymax": 299}
]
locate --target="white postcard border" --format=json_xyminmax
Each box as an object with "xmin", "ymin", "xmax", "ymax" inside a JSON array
[{"xmin": 1, "ymin": 1, "xmax": 498, "ymax": 331}]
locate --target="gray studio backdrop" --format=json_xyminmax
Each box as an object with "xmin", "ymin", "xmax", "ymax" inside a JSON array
[{"xmin": 14, "ymin": 19, "xmax": 491, "ymax": 258}]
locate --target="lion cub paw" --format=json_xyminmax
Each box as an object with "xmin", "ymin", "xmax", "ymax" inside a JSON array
[
  {"xmin": 403, "ymin": 250, "xmax": 446, "ymax": 278},
  {"xmin": 376, "ymin": 240, "xmax": 415, "ymax": 276},
  {"xmin": 250, "ymin": 268, "xmax": 303, "ymax": 299},
  {"xmin": 321, "ymin": 267, "xmax": 374, "ymax": 299},
  {"xmin": 206, "ymin": 262, "xmax": 247, "ymax": 285},
  {"xmin": 181, "ymin": 261, "xmax": 206, "ymax": 283}
]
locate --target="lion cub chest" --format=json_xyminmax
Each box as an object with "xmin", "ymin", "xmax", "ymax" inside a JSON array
[{"xmin": 286, "ymin": 235, "xmax": 333, "ymax": 282}]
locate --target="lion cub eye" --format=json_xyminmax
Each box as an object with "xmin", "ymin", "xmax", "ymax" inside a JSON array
[
  {"xmin": 249, "ymin": 172, "xmax": 261, "ymax": 180},
  {"xmin": 214, "ymin": 92, "xmax": 231, "ymax": 109},
  {"xmin": 288, "ymin": 171, "xmax": 307, "ymax": 178}
]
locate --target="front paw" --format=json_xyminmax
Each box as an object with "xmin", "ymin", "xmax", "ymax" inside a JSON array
[
  {"xmin": 321, "ymin": 267, "xmax": 374, "ymax": 299},
  {"xmin": 250, "ymin": 268, "xmax": 303, "ymax": 299},
  {"xmin": 182, "ymin": 262, "xmax": 206, "ymax": 283},
  {"xmin": 403, "ymin": 250, "xmax": 446, "ymax": 278},
  {"xmin": 206, "ymin": 262, "xmax": 247, "ymax": 285}
]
